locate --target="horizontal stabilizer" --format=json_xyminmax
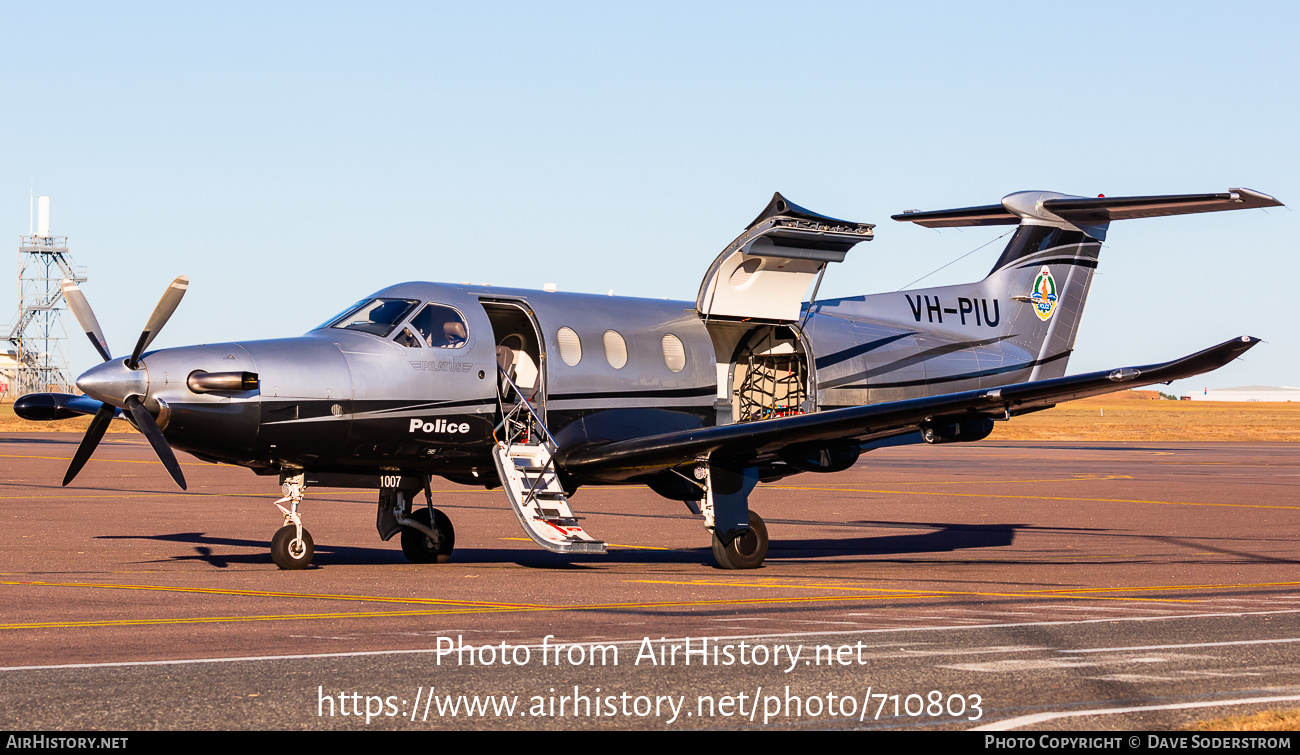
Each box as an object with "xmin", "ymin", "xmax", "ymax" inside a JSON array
[
  {"xmin": 893, "ymin": 188, "xmax": 1282, "ymax": 228},
  {"xmin": 892, "ymin": 203, "xmax": 1019, "ymax": 228}
]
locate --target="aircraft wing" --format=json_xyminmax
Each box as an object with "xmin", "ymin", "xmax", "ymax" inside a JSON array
[{"xmin": 556, "ymin": 336, "xmax": 1259, "ymax": 482}]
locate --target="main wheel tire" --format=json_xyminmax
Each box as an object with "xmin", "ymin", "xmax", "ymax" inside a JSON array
[
  {"xmin": 711, "ymin": 511, "xmax": 768, "ymax": 570},
  {"xmin": 401, "ymin": 507, "xmax": 455, "ymax": 564},
  {"xmin": 271, "ymin": 525, "xmax": 314, "ymax": 570}
]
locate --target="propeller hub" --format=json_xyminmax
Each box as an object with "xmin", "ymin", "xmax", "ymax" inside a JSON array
[{"xmin": 76, "ymin": 358, "xmax": 149, "ymax": 408}]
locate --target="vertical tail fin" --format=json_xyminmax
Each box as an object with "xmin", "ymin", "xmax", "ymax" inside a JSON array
[
  {"xmin": 990, "ymin": 229, "xmax": 1103, "ymax": 381},
  {"xmin": 892, "ymin": 188, "xmax": 1281, "ymax": 381}
]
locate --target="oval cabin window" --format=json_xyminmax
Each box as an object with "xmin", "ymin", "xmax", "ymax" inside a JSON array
[
  {"xmin": 557, "ymin": 327, "xmax": 582, "ymax": 366},
  {"xmin": 603, "ymin": 330, "xmax": 628, "ymax": 369},
  {"xmin": 661, "ymin": 334, "xmax": 686, "ymax": 372}
]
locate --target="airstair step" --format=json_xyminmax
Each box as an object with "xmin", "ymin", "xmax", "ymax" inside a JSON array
[{"xmin": 493, "ymin": 439, "xmax": 605, "ymax": 556}]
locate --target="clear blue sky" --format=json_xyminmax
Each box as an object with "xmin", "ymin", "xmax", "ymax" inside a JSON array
[{"xmin": 2, "ymin": 1, "xmax": 1295, "ymax": 394}]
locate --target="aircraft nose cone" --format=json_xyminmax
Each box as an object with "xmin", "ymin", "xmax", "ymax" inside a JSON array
[{"xmin": 76, "ymin": 359, "xmax": 149, "ymax": 407}]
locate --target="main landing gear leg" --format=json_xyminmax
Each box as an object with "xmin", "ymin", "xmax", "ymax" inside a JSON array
[
  {"xmin": 397, "ymin": 477, "xmax": 455, "ymax": 564},
  {"xmin": 712, "ymin": 511, "xmax": 768, "ymax": 570},
  {"xmin": 699, "ymin": 462, "xmax": 767, "ymax": 570},
  {"xmin": 271, "ymin": 472, "xmax": 314, "ymax": 570}
]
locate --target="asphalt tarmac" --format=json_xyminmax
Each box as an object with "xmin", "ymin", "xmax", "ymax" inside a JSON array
[{"xmin": 1, "ymin": 435, "xmax": 1297, "ymax": 731}]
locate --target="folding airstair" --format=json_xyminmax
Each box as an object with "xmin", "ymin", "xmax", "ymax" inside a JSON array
[{"xmin": 491, "ymin": 362, "xmax": 605, "ymax": 554}]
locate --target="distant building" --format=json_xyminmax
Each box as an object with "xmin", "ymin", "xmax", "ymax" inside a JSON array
[
  {"xmin": 1186, "ymin": 385, "xmax": 1300, "ymax": 402},
  {"xmin": 0, "ymin": 350, "xmax": 15, "ymax": 400}
]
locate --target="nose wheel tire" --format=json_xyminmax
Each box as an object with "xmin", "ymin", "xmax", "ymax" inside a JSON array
[
  {"xmin": 271, "ymin": 525, "xmax": 314, "ymax": 570},
  {"xmin": 712, "ymin": 511, "xmax": 768, "ymax": 570},
  {"xmin": 401, "ymin": 507, "xmax": 456, "ymax": 564}
]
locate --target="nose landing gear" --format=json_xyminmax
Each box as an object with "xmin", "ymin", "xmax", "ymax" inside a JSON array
[
  {"xmin": 271, "ymin": 523, "xmax": 314, "ymax": 570},
  {"xmin": 271, "ymin": 473, "xmax": 314, "ymax": 570}
]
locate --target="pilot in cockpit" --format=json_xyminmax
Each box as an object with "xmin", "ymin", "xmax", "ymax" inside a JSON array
[
  {"xmin": 409, "ymin": 304, "xmax": 468, "ymax": 349},
  {"xmin": 439, "ymin": 319, "xmax": 467, "ymax": 348}
]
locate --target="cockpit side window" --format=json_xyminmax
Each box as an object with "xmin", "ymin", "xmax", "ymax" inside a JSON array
[
  {"xmin": 331, "ymin": 298, "xmax": 420, "ymax": 337},
  {"xmin": 409, "ymin": 303, "xmax": 469, "ymax": 349}
]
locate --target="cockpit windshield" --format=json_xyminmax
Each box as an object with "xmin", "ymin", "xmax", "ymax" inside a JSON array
[
  {"xmin": 315, "ymin": 299, "xmax": 367, "ymax": 331},
  {"xmin": 329, "ymin": 298, "xmax": 420, "ymax": 337}
]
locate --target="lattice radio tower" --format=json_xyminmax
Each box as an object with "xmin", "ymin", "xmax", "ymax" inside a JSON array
[{"xmin": 7, "ymin": 196, "xmax": 87, "ymax": 395}]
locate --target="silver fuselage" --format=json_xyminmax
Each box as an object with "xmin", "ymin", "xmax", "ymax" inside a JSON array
[{"xmin": 96, "ymin": 243, "xmax": 1093, "ymax": 487}]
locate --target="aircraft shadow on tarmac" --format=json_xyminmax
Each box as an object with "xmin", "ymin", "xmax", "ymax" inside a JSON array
[
  {"xmin": 0, "ymin": 435, "xmax": 120, "ymax": 446},
  {"xmin": 96, "ymin": 530, "xmax": 717, "ymax": 568},
  {"xmin": 989, "ymin": 443, "xmax": 1194, "ymax": 452},
  {"xmin": 1149, "ymin": 535, "xmax": 1300, "ymax": 566},
  {"xmin": 97, "ymin": 532, "xmax": 429, "ymax": 568},
  {"xmin": 94, "ymin": 520, "xmax": 1042, "ymax": 570},
  {"xmin": 765, "ymin": 520, "xmax": 1025, "ymax": 561},
  {"xmin": 89, "ymin": 516, "xmax": 1300, "ymax": 571}
]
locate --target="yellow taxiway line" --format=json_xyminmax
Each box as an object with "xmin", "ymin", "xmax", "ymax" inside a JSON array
[
  {"xmin": 0, "ymin": 593, "xmax": 934, "ymax": 630},
  {"xmin": 2, "ymin": 578, "xmax": 1296, "ymax": 630},
  {"xmin": 0, "ymin": 580, "xmax": 548, "ymax": 608},
  {"xmin": 630, "ymin": 579, "xmax": 1300, "ymax": 606}
]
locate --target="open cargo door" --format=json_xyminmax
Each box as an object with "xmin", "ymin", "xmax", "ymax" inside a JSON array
[{"xmin": 696, "ymin": 193, "xmax": 874, "ymax": 322}]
